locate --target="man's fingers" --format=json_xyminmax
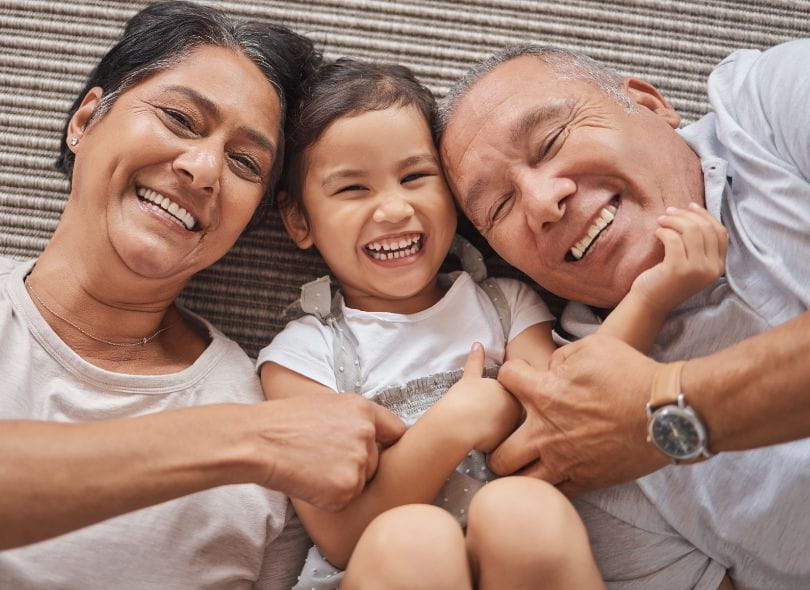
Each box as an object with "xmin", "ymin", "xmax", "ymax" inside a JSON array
[
  {"xmin": 371, "ymin": 403, "xmax": 406, "ymax": 445},
  {"xmin": 497, "ymin": 358, "xmax": 543, "ymax": 403},
  {"xmin": 462, "ymin": 341, "xmax": 486, "ymax": 377},
  {"xmin": 488, "ymin": 422, "xmax": 540, "ymax": 475}
]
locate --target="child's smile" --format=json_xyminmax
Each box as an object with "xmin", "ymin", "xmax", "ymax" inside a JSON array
[{"xmin": 283, "ymin": 105, "xmax": 457, "ymax": 314}]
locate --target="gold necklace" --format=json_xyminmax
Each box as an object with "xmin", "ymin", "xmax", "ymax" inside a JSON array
[{"xmin": 25, "ymin": 278, "xmax": 179, "ymax": 347}]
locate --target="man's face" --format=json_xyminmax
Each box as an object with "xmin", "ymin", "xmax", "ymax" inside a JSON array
[{"xmin": 441, "ymin": 56, "xmax": 704, "ymax": 307}]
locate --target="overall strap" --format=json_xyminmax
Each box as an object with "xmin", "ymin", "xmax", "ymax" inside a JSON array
[
  {"xmin": 449, "ymin": 235, "xmax": 511, "ymax": 340},
  {"xmin": 298, "ymin": 275, "xmax": 363, "ymax": 393}
]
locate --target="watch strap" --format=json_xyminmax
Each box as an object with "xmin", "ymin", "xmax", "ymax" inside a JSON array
[{"xmin": 649, "ymin": 360, "xmax": 687, "ymax": 409}]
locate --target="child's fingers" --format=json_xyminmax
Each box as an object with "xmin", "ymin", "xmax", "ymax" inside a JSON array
[
  {"xmin": 656, "ymin": 227, "xmax": 687, "ymax": 266},
  {"xmin": 659, "ymin": 208, "xmax": 711, "ymax": 261},
  {"xmin": 687, "ymin": 203, "xmax": 728, "ymax": 263},
  {"xmin": 463, "ymin": 341, "xmax": 486, "ymax": 378}
]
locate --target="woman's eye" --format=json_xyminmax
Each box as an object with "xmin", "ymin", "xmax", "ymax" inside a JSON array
[
  {"xmin": 162, "ymin": 108, "xmax": 194, "ymax": 131},
  {"xmin": 231, "ymin": 153, "xmax": 262, "ymax": 178}
]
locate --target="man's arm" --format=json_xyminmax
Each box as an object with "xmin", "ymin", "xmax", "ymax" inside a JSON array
[
  {"xmin": 262, "ymin": 345, "xmax": 521, "ymax": 569},
  {"xmin": 0, "ymin": 396, "xmax": 404, "ymax": 550},
  {"xmin": 488, "ymin": 311, "xmax": 810, "ymax": 496}
]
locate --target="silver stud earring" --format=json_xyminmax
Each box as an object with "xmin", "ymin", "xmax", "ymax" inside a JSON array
[{"xmin": 70, "ymin": 137, "xmax": 79, "ymax": 146}]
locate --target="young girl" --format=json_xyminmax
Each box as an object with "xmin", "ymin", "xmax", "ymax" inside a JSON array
[{"xmin": 259, "ymin": 59, "xmax": 726, "ymax": 590}]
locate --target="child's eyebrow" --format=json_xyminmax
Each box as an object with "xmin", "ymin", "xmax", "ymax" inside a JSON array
[
  {"xmin": 321, "ymin": 168, "xmax": 365, "ymax": 188},
  {"xmin": 400, "ymin": 153, "xmax": 439, "ymax": 167}
]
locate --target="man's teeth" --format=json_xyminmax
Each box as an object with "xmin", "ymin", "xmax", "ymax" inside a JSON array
[
  {"xmin": 570, "ymin": 204, "xmax": 617, "ymax": 260},
  {"xmin": 366, "ymin": 234, "xmax": 422, "ymax": 261},
  {"xmin": 136, "ymin": 187, "xmax": 197, "ymax": 230}
]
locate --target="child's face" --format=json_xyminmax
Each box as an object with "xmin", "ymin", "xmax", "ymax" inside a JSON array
[{"xmin": 286, "ymin": 105, "xmax": 457, "ymax": 313}]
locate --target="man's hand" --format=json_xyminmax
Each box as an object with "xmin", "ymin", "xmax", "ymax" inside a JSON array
[
  {"xmin": 253, "ymin": 394, "xmax": 405, "ymax": 511},
  {"xmin": 489, "ymin": 334, "xmax": 669, "ymax": 497}
]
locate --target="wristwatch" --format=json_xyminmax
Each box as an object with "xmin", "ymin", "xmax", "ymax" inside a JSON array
[{"xmin": 646, "ymin": 361, "xmax": 713, "ymax": 463}]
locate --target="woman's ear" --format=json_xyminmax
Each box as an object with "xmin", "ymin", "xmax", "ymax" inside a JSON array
[
  {"xmin": 67, "ymin": 86, "xmax": 103, "ymax": 150},
  {"xmin": 622, "ymin": 77, "xmax": 681, "ymax": 129},
  {"xmin": 278, "ymin": 192, "xmax": 314, "ymax": 249}
]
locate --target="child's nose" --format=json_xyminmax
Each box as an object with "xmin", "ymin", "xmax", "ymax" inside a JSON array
[{"xmin": 372, "ymin": 193, "xmax": 415, "ymax": 224}]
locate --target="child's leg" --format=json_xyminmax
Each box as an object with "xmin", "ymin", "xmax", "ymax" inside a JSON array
[
  {"xmin": 342, "ymin": 504, "xmax": 473, "ymax": 590},
  {"xmin": 466, "ymin": 476, "xmax": 605, "ymax": 590}
]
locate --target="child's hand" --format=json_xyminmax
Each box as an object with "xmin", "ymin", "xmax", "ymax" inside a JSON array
[
  {"xmin": 631, "ymin": 203, "xmax": 728, "ymax": 314},
  {"xmin": 443, "ymin": 343, "xmax": 523, "ymax": 453}
]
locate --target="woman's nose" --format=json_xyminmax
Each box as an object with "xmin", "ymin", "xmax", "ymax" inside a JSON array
[{"xmin": 173, "ymin": 141, "xmax": 223, "ymax": 194}]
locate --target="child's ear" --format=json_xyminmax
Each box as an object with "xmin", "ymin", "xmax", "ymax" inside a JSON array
[
  {"xmin": 278, "ymin": 192, "xmax": 314, "ymax": 249},
  {"xmin": 67, "ymin": 86, "xmax": 103, "ymax": 149}
]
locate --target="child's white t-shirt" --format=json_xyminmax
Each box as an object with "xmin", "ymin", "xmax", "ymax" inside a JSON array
[{"xmin": 256, "ymin": 271, "xmax": 554, "ymax": 395}]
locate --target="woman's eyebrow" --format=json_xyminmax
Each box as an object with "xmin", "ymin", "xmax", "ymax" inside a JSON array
[{"xmin": 159, "ymin": 84, "xmax": 276, "ymax": 156}]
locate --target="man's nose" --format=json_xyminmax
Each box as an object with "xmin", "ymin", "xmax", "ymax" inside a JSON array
[
  {"xmin": 517, "ymin": 170, "xmax": 575, "ymax": 232},
  {"xmin": 372, "ymin": 191, "xmax": 415, "ymax": 224},
  {"xmin": 173, "ymin": 141, "xmax": 223, "ymax": 195}
]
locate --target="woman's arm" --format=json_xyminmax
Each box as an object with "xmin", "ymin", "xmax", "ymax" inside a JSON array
[
  {"xmin": 261, "ymin": 345, "xmax": 520, "ymax": 568},
  {"xmin": 0, "ymin": 396, "xmax": 403, "ymax": 550}
]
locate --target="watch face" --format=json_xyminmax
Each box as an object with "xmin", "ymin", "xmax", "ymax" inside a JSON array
[{"xmin": 650, "ymin": 408, "xmax": 702, "ymax": 459}]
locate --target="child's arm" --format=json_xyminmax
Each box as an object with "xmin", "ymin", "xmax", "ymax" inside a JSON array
[
  {"xmin": 600, "ymin": 203, "xmax": 728, "ymax": 352},
  {"xmin": 260, "ymin": 345, "xmax": 520, "ymax": 569}
]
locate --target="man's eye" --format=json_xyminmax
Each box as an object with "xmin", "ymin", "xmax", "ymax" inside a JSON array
[
  {"xmin": 541, "ymin": 128, "xmax": 565, "ymax": 158},
  {"xmin": 484, "ymin": 194, "xmax": 514, "ymax": 231}
]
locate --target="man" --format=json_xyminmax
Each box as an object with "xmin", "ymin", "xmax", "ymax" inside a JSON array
[{"xmin": 439, "ymin": 41, "xmax": 810, "ymax": 588}]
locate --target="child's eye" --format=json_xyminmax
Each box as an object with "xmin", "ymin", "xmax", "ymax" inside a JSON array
[
  {"xmin": 402, "ymin": 172, "xmax": 430, "ymax": 183},
  {"xmin": 335, "ymin": 184, "xmax": 366, "ymax": 194}
]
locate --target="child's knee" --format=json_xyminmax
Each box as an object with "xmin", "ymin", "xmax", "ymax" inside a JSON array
[
  {"xmin": 467, "ymin": 476, "xmax": 589, "ymax": 559},
  {"xmin": 345, "ymin": 504, "xmax": 470, "ymax": 590}
]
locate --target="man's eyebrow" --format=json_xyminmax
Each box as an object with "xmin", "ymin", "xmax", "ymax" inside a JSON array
[
  {"xmin": 462, "ymin": 178, "xmax": 489, "ymax": 220},
  {"xmin": 510, "ymin": 102, "xmax": 572, "ymax": 143},
  {"xmin": 160, "ymin": 84, "xmax": 276, "ymax": 157}
]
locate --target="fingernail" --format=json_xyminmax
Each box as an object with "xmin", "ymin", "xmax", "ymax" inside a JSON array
[
  {"xmin": 666, "ymin": 206, "xmax": 679, "ymax": 214},
  {"xmin": 471, "ymin": 341, "xmax": 482, "ymax": 352},
  {"xmin": 688, "ymin": 202, "xmax": 701, "ymax": 210}
]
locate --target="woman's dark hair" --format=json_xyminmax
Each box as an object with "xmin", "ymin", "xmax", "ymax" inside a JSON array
[
  {"xmin": 56, "ymin": 0, "xmax": 320, "ymax": 219},
  {"xmin": 279, "ymin": 58, "xmax": 437, "ymax": 221}
]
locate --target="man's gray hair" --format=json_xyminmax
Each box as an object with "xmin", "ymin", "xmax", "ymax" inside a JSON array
[{"xmin": 438, "ymin": 45, "xmax": 632, "ymax": 134}]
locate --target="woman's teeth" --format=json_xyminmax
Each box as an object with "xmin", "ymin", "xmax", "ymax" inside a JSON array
[
  {"xmin": 136, "ymin": 187, "xmax": 197, "ymax": 230},
  {"xmin": 570, "ymin": 204, "xmax": 617, "ymax": 260},
  {"xmin": 366, "ymin": 234, "xmax": 422, "ymax": 261}
]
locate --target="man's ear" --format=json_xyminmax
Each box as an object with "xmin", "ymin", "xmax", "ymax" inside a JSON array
[
  {"xmin": 67, "ymin": 86, "xmax": 103, "ymax": 149},
  {"xmin": 622, "ymin": 77, "xmax": 681, "ymax": 129},
  {"xmin": 278, "ymin": 192, "xmax": 314, "ymax": 249}
]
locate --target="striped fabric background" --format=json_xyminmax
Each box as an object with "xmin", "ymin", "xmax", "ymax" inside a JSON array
[{"xmin": 1, "ymin": 0, "xmax": 808, "ymax": 356}]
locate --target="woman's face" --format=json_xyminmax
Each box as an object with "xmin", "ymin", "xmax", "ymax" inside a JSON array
[{"xmin": 66, "ymin": 45, "xmax": 282, "ymax": 281}]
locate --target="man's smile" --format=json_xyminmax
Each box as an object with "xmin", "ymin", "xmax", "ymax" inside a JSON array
[{"xmin": 568, "ymin": 199, "xmax": 618, "ymax": 261}]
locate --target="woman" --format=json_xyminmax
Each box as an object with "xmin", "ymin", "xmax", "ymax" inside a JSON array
[{"xmin": 0, "ymin": 2, "xmax": 403, "ymax": 587}]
